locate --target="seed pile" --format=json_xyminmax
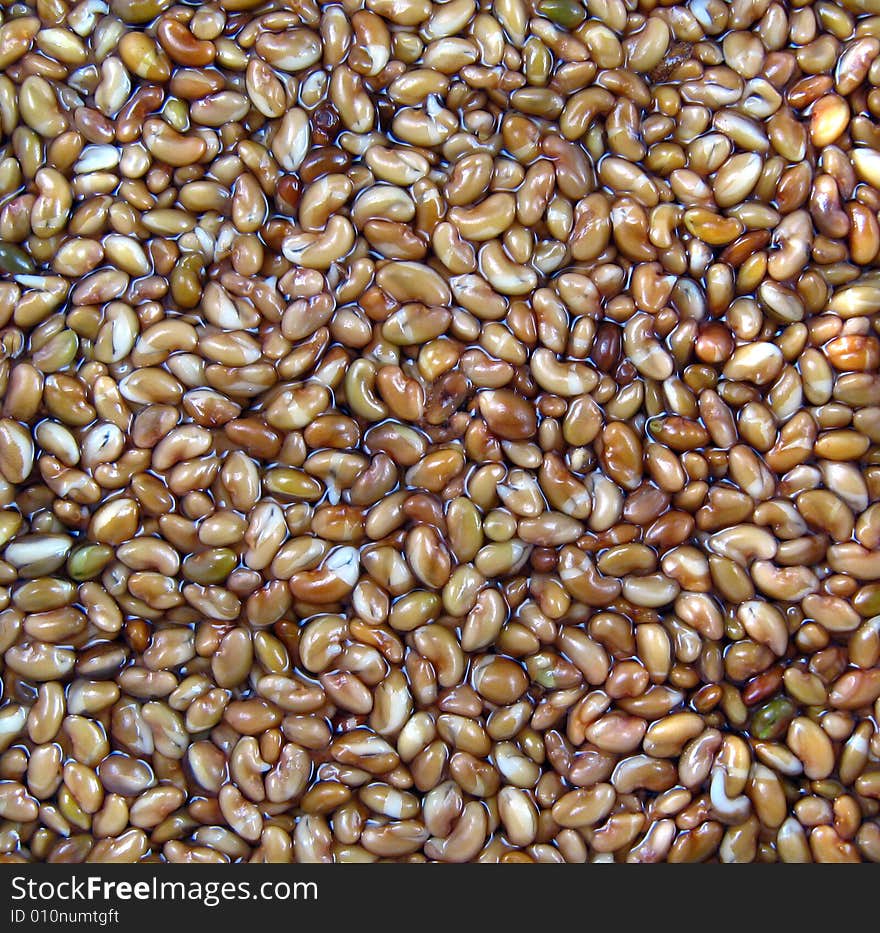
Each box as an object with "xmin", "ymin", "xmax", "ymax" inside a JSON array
[{"xmin": 0, "ymin": 0, "xmax": 878, "ymax": 864}]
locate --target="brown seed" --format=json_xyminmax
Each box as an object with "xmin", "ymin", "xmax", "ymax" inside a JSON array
[
  {"xmin": 477, "ymin": 389, "xmax": 537, "ymax": 440},
  {"xmin": 472, "ymin": 656, "xmax": 528, "ymax": 705}
]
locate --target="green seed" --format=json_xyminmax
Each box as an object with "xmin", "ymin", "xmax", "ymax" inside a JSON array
[
  {"xmin": 182, "ymin": 548, "xmax": 238, "ymax": 585},
  {"xmin": 527, "ymin": 655, "xmax": 561, "ymax": 689},
  {"xmin": 170, "ymin": 253, "xmax": 204, "ymax": 310},
  {"xmin": 163, "ymin": 97, "xmax": 190, "ymax": 134},
  {"xmin": 0, "ymin": 511, "xmax": 23, "ymax": 548},
  {"xmin": 110, "ymin": 0, "xmax": 173, "ymax": 24},
  {"xmin": 537, "ymin": 0, "xmax": 586, "ymax": 29},
  {"xmin": 0, "ymin": 242, "xmax": 35, "ymax": 275},
  {"xmin": 67, "ymin": 544, "xmax": 114, "ymax": 581},
  {"xmin": 33, "ymin": 330, "xmax": 79, "ymax": 373},
  {"xmin": 854, "ymin": 584, "xmax": 880, "ymax": 617},
  {"xmin": 264, "ymin": 468, "xmax": 323, "ymax": 500},
  {"xmin": 750, "ymin": 696, "xmax": 797, "ymax": 741},
  {"xmin": 811, "ymin": 778, "xmax": 846, "ymax": 800}
]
